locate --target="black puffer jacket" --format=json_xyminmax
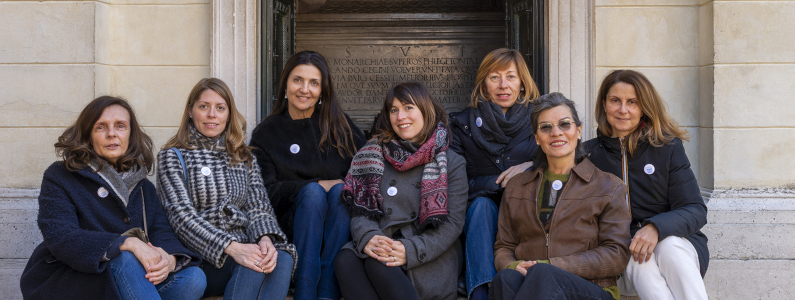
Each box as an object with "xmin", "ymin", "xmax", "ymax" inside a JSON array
[
  {"xmin": 449, "ymin": 107, "xmax": 538, "ymax": 203},
  {"xmin": 585, "ymin": 131, "xmax": 709, "ymax": 276}
]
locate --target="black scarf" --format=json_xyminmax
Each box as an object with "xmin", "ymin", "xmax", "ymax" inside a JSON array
[{"xmin": 469, "ymin": 99, "xmax": 532, "ymax": 156}]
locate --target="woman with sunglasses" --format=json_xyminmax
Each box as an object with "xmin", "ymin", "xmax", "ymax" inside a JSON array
[
  {"xmin": 448, "ymin": 48, "xmax": 540, "ymax": 299},
  {"xmin": 585, "ymin": 70, "xmax": 709, "ymax": 300},
  {"xmin": 491, "ymin": 93, "xmax": 630, "ymax": 300},
  {"xmin": 334, "ymin": 82, "xmax": 468, "ymax": 300}
]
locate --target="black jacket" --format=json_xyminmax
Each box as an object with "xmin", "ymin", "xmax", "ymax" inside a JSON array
[
  {"xmin": 250, "ymin": 110, "xmax": 366, "ymax": 240},
  {"xmin": 21, "ymin": 162, "xmax": 200, "ymax": 300},
  {"xmin": 585, "ymin": 131, "xmax": 709, "ymax": 276},
  {"xmin": 449, "ymin": 107, "xmax": 538, "ymax": 203}
]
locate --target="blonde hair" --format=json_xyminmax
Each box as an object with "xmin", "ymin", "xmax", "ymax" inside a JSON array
[
  {"xmin": 470, "ymin": 48, "xmax": 540, "ymax": 108},
  {"xmin": 163, "ymin": 78, "xmax": 253, "ymax": 165},
  {"xmin": 595, "ymin": 70, "xmax": 688, "ymax": 156}
]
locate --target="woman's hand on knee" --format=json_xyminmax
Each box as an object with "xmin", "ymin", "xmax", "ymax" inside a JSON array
[
  {"xmin": 515, "ymin": 260, "xmax": 538, "ymax": 276},
  {"xmin": 224, "ymin": 241, "xmax": 266, "ymax": 273},
  {"xmin": 318, "ymin": 179, "xmax": 344, "ymax": 192},
  {"xmin": 364, "ymin": 235, "xmax": 391, "ymax": 260},
  {"xmin": 145, "ymin": 243, "xmax": 176, "ymax": 285},
  {"xmin": 629, "ymin": 224, "xmax": 660, "ymax": 264},
  {"xmin": 378, "ymin": 239, "xmax": 406, "ymax": 267},
  {"xmin": 120, "ymin": 238, "xmax": 162, "ymax": 271},
  {"xmin": 257, "ymin": 236, "xmax": 278, "ymax": 273}
]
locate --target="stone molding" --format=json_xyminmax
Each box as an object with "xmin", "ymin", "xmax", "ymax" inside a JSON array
[
  {"xmin": 547, "ymin": 0, "xmax": 596, "ymax": 140},
  {"xmin": 212, "ymin": 0, "xmax": 261, "ymax": 137}
]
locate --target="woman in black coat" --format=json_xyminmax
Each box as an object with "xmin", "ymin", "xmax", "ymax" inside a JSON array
[
  {"xmin": 249, "ymin": 51, "xmax": 366, "ymax": 300},
  {"xmin": 448, "ymin": 48, "xmax": 540, "ymax": 299},
  {"xmin": 585, "ymin": 70, "xmax": 708, "ymax": 300},
  {"xmin": 20, "ymin": 96, "xmax": 204, "ymax": 300}
]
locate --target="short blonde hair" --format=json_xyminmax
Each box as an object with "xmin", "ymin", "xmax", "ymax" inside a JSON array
[{"xmin": 470, "ymin": 48, "xmax": 540, "ymax": 107}]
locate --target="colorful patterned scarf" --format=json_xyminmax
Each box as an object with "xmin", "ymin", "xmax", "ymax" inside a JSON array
[{"xmin": 341, "ymin": 122, "xmax": 450, "ymax": 228}]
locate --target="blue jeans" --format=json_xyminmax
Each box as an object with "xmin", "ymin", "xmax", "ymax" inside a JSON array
[
  {"xmin": 201, "ymin": 249, "xmax": 293, "ymax": 300},
  {"xmin": 464, "ymin": 197, "xmax": 499, "ymax": 298},
  {"xmin": 292, "ymin": 183, "xmax": 350, "ymax": 300},
  {"xmin": 109, "ymin": 251, "xmax": 206, "ymax": 300},
  {"xmin": 490, "ymin": 264, "xmax": 614, "ymax": 300}
]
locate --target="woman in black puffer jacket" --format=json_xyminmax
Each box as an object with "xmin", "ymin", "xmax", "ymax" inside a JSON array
[{"xmin": 585, "ymin": 69, "xmax": 708, "ymax": 300}]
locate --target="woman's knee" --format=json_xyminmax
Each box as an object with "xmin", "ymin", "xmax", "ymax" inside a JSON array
[
  {"xmin": 274, "ymin": 250, "xmax": 294, "ymax": 273},
  {"xmin": 654, "ymin": 237, "xmax": 697, "ymax": 270},
  {"xmin": 295, "ymin": 183, "xmax": 329, "ymax": 208},
  {"xmin": 334, "ymin": 249, "xmax": 360, "ymax": 276},
  {"xmin": 175, "ymin": 266, "xmax": 208, "ymax": 293},
  {"xmin": 466, "ymin": 197, "xmax": 498, "ymax": 220},
  {"xmin": 109, "ymin": 251, "xmax": 143, "ymax": 270}
]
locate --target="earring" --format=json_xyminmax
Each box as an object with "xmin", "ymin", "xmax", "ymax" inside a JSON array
[
  {"xmin": 318, "ymin": 98, "xmax": 322, "ymax": 105},
  {"xmin": 521, "ymin": 87, "xmax": 525, "ymax": 91}
]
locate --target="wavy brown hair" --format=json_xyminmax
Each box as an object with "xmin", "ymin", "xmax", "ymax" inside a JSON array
[
  {"xmin": 268, "ymin": 51, "xmax": 358, "ymax": 157},
  {"xmin": 595, "ymin": 70, "xmax": 689, "ymax": 156},
  {"xmin": 373, "ymin": 82, "xmax": 448, "ymax": 145},
  {"xmin": 470, "ymin": 48, "xmax": 540, "ymax": 107},
  {"xmin": 162, "ymin": 78, "xmax": 253, "ymax": 165},
  {"xmin": 56, "ymin": 96, "xmax": 154, "ymax": 172}
]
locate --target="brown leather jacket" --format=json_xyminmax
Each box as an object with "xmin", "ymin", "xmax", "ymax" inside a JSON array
[{"xmin": 494, "ymin": 158, "xmax": 631, "ymax": 288}]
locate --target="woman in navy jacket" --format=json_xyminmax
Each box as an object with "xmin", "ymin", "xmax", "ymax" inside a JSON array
[
  {"xmin": 448, "ymin": 48, "xmax": 540, "ymax": 299},
  {"xmin": 20, "ymin": 96, "xmax": 204, "ymax": 300},
  {"xmin": 585, "ymin": 70, "xmax": 708, "ymax": 300}
]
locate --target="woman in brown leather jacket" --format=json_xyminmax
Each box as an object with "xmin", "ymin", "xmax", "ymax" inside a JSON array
[{"xmin": 491, "ymin": 93, "xmax": 631, "ymax": 300}]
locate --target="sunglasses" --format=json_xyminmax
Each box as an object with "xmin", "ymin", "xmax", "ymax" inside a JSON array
[{"xmin": 537, "ymin": 119, "xmax": 574, "ymax": 135}]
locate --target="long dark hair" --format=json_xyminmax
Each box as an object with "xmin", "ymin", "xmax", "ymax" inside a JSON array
[
  {"xmin": 163, "ymin": 78, "xmax": 253, "ymax": 165},
  {"xmin": 373, "ymin": 82, "xmax": 448, "ymax": 145},
  {"xmin": 56, "ymin": 96, "xmax": 154, "ymax": 172},
  {"xmin": 530, "ymin": 92, "xmax": 587, "ymax": 171},
  {"xmin": 268, "ymin": 50, "xmax": 358, "ymax": 157},
  {"xmin": 595, "ymin": 70, "xmax": 688, "ymax": 156}
]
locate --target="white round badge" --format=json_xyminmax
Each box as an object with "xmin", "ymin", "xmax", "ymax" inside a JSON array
[
  {"xmin": 551, "ymin": 180, "xmax": 563, "ymax": 191},
  {"xmin": 644, "ymin": 164, "xmax": 655, "ymax": 175},
  {"xmin": 475, "ymin": 117, "xmax": 483, "ymax": 127},
  {"xmin": 201, "ymin": 166, "xmax": 212, "ymax": 176},
  {"xmin": 290, "ymin": 144, "xmax": 300, "ymax": 154},
  {"xmin": 97, "ymin": 187, "xmax": 109, "ymax": 198},
  {"xmin": 387, "ymin": 186, "xmax": 398, "ymax": 196}
]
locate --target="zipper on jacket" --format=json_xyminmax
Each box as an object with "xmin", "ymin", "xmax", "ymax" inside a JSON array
[
  {"xmin": 619, "ymin": 137, "xmax": 632, "ymax": 215},
  {"xmin": 532, "ymin": 173, "xmax": 549, "ymax": 259}
]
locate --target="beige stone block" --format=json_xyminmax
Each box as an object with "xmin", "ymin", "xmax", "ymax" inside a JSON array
[
  {"xmin": 95, "ymin": 2, "xmax": 111, "ymax": 64},
  {"xmin": 108, "ymin": 66, "xmax": 210, "ymax": 127},
  {"xmin": 0, "ymin": 2, "xmax": 95, "ymax": 63},
  {"xmin": 595, "ymin": 7, "xmax": 698, "ymax": 67},
  {"xmin": 108, "ymin": 0, "xmax": 209, "ymax": 3},
  {"xmin": 703, "ymin": 223, "xmax": 795, "ymax": 259},
  {"xmin": 108, "ymin": 4, "xmax": 211, "ymax": 65},
  {"xmin": 0, "ymin": 65, "xmax": 95, "ymax": 127},
  {"xmin": 708, "ymin": 210, "xmax": 795, "ymax": 225},
  {"xmin": 0, "ymin": 259, "xmax": 27, "ymax": 300},
  {"xmin": 714, "ymin": 1, "xmax": 795, "ymax": 63},
  {"xmin": 713, "ymin": 65, "xmax": 795, "ymax": 127},
  {"xmin": 594, "ymin": 67, "xmax": 699, "ymax": 127},
  {"xmin": 698, "ymin": 66, "xmax": 713, "ymax": 128},
  {"xmin": 698, "ymin": 2, "xmax": 713, "ymax": 66},
  {"xmin": 0, "ymin": 128, "xmax": 63, "ymax": 189},
  {"xmin": 95, "ymin": 64, "xmax": 112, "ymax": 97},
  {"xmin": 705, "ymin": 260, "xmax": 795, "ymax": 300},
  {"xmin": 697, "ymin": 127, "xmax": 713, "ymax": 188},
  {"xmin": 596, "ymin": 0, "xmax": 698, "ymax": 6},
  {"xmin": 713, "ymin": 129, "xmax": 795, "ymax": 189},
  {"xmin": 681, "ymin": 127, "xmax": 700, "ymax": 181}
]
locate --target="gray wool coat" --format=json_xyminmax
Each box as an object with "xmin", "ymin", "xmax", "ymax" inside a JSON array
[{"xmin": 341, "ymin": 150, "xmax": 468, "ymax": 300}]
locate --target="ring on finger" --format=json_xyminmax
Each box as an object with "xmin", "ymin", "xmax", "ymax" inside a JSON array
[{"xmin": 392, "ymin": 257, "xmax": 396, "ymax": 262}]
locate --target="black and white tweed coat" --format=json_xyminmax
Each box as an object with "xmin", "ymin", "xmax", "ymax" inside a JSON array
[{"xmin": 157, "ymin": 147, "xmax": 297, "ymax": 271}]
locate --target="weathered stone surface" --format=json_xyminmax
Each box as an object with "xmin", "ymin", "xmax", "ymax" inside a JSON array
[
  {"xmin": 0, "ymin": 2, "xmax": 95, "ymax": 63},
  {"xmin": 698, "ymin": 2, "xmax": 714, "ymax": 66},
  {"xmin": 714, "ymin": 1, "xmax": 795, "ymax": 63},
  {"xmin": 0, "ymin": 129, "xmax": 63, "ymax": 189},
  {"xmin": 596, "ymin": 0, "xmax": 697, "ymax": 5},
  {"xmin": 713, "ymin": 128, "xmax": 795, "ymax": 189},
  {"xmin": 713, "ymin": 65, "xmax": 795, "ymax": 128},
  {"xmin": 595, "ymin": 6, "xmax": 698, "ymax": 67},
  {"xmin": 704, "ymin": 259, "xmax": 795, "ymax": 300},
  {"xmin": 703, "ymin": 223, "xmax": 795, "ymax": 259},
  {"xmin": 0, "ymin": 65, "xmax": 95, "ymax": 127},
  {"xmin": 0, "ymin": 259, "xmax": 28, "ymax": 300},
  {"xmin": 108, "ymin": 66, "xmax": 211, "ymax": 127},
  {"xmin": 108, "ymin": 4, "xmax": 211, "ymax": 65}
]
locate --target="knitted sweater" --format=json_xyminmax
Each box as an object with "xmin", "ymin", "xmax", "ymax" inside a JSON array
[
  {"xmin": 250, "ymin": 110, "xmax": 365, "ymax": 240},
  {"xmin": 157, "ymin": 147, "xmax": 296, "ymax": 270}
]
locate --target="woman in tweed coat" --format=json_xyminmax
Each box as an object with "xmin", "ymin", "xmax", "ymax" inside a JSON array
[{"xmin": 158, "ymin": 78, "xmax": 296, "ymax": 300}]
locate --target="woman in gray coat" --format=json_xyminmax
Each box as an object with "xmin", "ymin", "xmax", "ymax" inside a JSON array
[{"xmin": 335, "ymin": 82, "xmax": 468, "ymax": 300}]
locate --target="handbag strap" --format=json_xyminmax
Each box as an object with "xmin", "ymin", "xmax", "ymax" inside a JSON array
[
  {"xmin": 171, "ymin": 147, "xmax": 188, "ymax": 183},
  {"xmin": 140, "ymin": 186, "xmax": 149, "ymax": 243}
]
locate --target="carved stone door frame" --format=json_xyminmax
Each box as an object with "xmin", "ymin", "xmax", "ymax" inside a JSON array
[{"xmin": 211, "ymin": 0, "xmax": 594, "ymax": 138}]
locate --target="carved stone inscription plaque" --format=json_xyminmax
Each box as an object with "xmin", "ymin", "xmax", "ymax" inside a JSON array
[{"xmin": 296, "ymin": 13, "xmax": 505, "ymax": 129}]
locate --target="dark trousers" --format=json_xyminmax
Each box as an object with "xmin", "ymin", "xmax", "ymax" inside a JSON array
[
  {"xmin": 334, "ymin": 249, "xmax": 420, "ymax": 300},
  {"xmin": 490, "ymin": 263, "xmax": 614, "ymax": 300}
]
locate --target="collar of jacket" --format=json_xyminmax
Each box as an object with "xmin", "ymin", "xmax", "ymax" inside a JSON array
[
  {"xmin": 74, "ymin": 163, "xmax": 142, "ymax": 203},
  {"xmin": 595, "ymin": 130, "xmax": 650, "ymax": 157},
  {"xmin": 520, "ymin": 158, "xmax": 597, "ymax": 186}
]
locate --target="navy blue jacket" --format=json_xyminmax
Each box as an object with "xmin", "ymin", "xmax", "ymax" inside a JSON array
[
  {"xmin": 449, "ymin": 108, "xmax": 538, "ymax": 203},
  {"xmin": 585, "ymin": 132, "xmax": 709, "ymax": 276},
  {"xmin": 20, "ymin": 162, "xmax": 201, "ymax": 300}
]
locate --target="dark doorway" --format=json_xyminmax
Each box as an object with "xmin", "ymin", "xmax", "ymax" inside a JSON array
[{"xmin": 262, "ymin": 0, "xmax": 545, "ymax": 131}]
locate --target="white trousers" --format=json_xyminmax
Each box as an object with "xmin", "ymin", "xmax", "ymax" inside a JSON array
[{"xmin": 617, "ymin": 236, "xmax": 708, "ymax": 300}]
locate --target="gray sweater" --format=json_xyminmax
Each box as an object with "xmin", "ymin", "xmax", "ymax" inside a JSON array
[
  {"xmin": 341, "ymin": 151, "xmax": 468, "ymax": 300},
  {"xmin": 157, "ymin": 148, "xmax": 297, "ymax": 271}
]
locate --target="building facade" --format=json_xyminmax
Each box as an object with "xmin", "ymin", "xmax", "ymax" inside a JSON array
[{"xmin": 1, "ymin": 0, "xmax": 793, "ymax": 298}]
